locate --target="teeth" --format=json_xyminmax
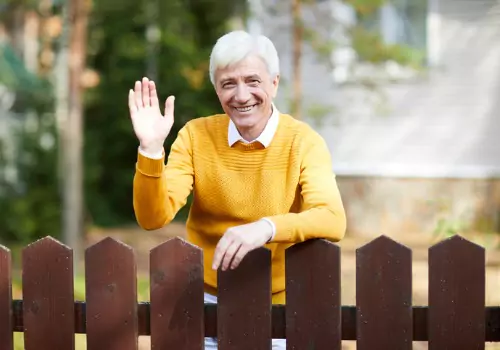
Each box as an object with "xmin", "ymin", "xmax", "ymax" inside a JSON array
[{"xmin": 235, "ymin": 105, "xmax": 254, "ymax": 112}]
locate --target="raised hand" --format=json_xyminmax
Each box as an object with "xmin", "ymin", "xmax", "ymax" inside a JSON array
[{"xmin": 128, "ymin": 77, "xmax": 175, "ymax": 155}]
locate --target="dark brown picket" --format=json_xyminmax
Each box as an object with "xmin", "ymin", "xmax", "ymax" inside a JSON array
[
  {"xmin": 356, "ymin": 235, "xmax": 412, "ymax": 350},
  {"xmin": 150, "ymin": 237, "xmax": 204, "ymax": 349},
  {"xmin": 22, "ymin": 237, "xmax": 75, "ymax": 350},
  {"xmin": 85, "ymin": 237, "xmax": 138, "ymax": 350},
  {"xmin": 217, "ymin": 247, "xmax": 272, "ymax": 350},
  {"xmin": 285, "ymin": 239, "xmax": 341, "ymax": 349},
  {"xmin": 429, "ymin": 235, "xmax": 485, "ymax": 350},
  {"xmin": 0, "ymin": 245, "xmax": 12, "ymax": 350}
]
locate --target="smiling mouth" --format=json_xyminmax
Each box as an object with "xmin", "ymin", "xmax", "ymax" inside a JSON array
[{"xmin": 234, "ymin": 104, "xmax": 258, "ymax": 113}]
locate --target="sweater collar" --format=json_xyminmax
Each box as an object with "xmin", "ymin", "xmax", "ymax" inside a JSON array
[{"xmin": 227, "ymin": 104, "xmax": 280, "ymax": 148}]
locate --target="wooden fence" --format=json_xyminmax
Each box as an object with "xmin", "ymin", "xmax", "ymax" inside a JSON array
[{"xmin": 0, "ymin": 234, "xmax": 498, "ymax": 349}]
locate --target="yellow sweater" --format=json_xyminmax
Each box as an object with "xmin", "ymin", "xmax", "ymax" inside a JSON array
[{"xmin": 133, "ymin": 113, "xmax": 346, "ymax": 304}]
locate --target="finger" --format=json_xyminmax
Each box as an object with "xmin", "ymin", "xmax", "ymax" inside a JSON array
[
  {"xmin": 134, "ymin": 81, "xmax": 142, "ymax": 109},
  {"xmin": 142, "ymin": 77, "xmax": 150, "ymax": 107},
  {"xmin": 149, "ymin": 81, "xmax": 159, "ymax": 108},
  {"xmin": 212, "ymin": 236, "xmax": 231, "ymax": 270},
  {"xmin": 164, "ymin": 95, "xmax": 175, "ymax": 119},
  {"xmin": 221, "ymin": 241, "xmax": 241, "ymax": 271},
  {"xmin": 128, "ymin": 89, "xmax": 137, "ymax": 117},
  {"xmin": 230, "ymin": 245, "xmax": 250, "ymax": 270}
]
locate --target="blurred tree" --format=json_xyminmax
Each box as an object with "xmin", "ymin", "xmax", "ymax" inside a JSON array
[
  {"xmin": 0, "ymin": 0, "xmax": 59, "ymax": 245},
  {"xmin": 83, "ymin": 0, "xmax": 246, "ymax": 227},
  {"xmin": 0, "ymin": 0, "xmax": 245, "ymax": 244}
]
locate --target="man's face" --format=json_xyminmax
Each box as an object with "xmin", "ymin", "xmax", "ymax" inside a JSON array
[{"xmin": 214, "ymin": 55, "xmax": 279, "ymax": 133}]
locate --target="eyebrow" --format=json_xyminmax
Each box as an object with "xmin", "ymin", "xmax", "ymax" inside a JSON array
[
  {"xmin": 219, "ymin": 74, "xmax": 262, "ymax": 85},
  {"xmin": 246, "ymin": 74, "xmax": 261, "ymax": 80}
]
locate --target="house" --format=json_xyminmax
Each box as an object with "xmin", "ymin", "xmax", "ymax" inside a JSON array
[{"xmin": 254, "ymin": 0, "xmax": 500, "ymax": 239}]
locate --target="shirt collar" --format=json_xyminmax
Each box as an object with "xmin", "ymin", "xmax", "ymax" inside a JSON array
[{"xmin": 228, "ymin": 104, "xmax": 280, "ymax": 148}]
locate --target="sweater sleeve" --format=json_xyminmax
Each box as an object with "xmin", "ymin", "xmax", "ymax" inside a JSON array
[
  {"xmin": 133, "ymin": 125, "xmax": 194, "ymax": 230},
  {"xmin": 266, "ymin": 133, "xmax": 346, "ymax": 243}
]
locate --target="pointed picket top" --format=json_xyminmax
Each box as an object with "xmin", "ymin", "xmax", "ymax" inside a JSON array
[
  {"xmin": 356, "ymin": 235, "xmax": 410, "ymax": 255},
  {"xmin": 429, "ymin": 234, "xmax": 485, "ymax": 254},
  {"xmin": 0, "ymin": 244, "xmax": 10, "ymax": 254},
  {"xmin": 23, "ymin": 236, "xmax": 72, "ymax": 254},
  {"xmin": 428, "ymin": 234, "xmax": 485, "ymax": 349},
  {"xmin": 22, "ymin": 236, "xmax": 74, "ymax": 350},
  {"xmin": 150, "ymin": 235, "xmax": 202, "ymax": 256},
  {"xmin": 85, "ymin": 236, "xmax": 134, "ymax": 256},
  {"xmin": 85, "ymin": 235, "xmax": 138, "ymax": 350},
  {"xmin": 286, "ymin": 237, "xmax": 339, "ymax": 257},
  {"xmin": 0, "ymin": 245, "xmax": 11, "ymax": 267},
  {"xmin": 356, "ymin": 235, "xmax": 412, "ymax": 349}
]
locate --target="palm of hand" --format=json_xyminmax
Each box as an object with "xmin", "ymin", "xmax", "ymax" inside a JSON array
[{"xmin": 128, "ymin": 77, "xmax": 175, "ymax": 153}]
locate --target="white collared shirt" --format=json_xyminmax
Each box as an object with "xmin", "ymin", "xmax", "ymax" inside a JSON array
[{"xmin": 227, "ymin": 104, "xmax": 280, "ymax": 148}]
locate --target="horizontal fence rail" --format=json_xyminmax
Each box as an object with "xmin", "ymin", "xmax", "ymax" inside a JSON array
[
  {"xmin": 0, "ymin": 234, "xmax": 497, "ymax": 350},
  {"xmin": 6, "ymin": 301, "xmax": 500, "ymax": 340}
]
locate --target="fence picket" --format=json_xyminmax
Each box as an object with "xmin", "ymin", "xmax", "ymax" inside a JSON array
[
  {"xmin": 356, "ymin": 235, "xmax": 412, "ymax": 349},
  {"xmin": 429, "ymin": 235, "xmax": 485, "ymax": 350},
  {"xmin": 0, "ymin": 245, "xmax": 12, "ymax": 350},
  {"xmin": 150, "ymin": 237, "xmax": 204, "ymax": 349},
  {"xmin": 217, "ymin": 247, "xmax": 272, "ymax": 349},
  {"xmin": 85, "ymin": 237, "xmax": 138, "ymax": 350},
  {"xmin": 22, "ymin": 237, "xmax": 75, "ymax": 350},
  {"xmin": 0, "ymin": 233, "xmax": 497, "ymax": 346},
  {"xmin": 285, "ymin": 239, "xmax": 341, "ymax": 349}
]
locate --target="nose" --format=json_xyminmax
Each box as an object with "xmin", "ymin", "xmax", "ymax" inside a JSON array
[{"xmin": 234, "ymin": 83, "xmax": 251, "ymax": 104}]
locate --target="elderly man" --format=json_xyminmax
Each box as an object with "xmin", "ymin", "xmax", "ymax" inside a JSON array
[{"xmin": 129, "ymin": 30, "xmax": 346, "ymax": 349}]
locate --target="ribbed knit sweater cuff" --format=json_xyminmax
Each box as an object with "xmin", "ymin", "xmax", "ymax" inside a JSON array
[{"xmin": 136, "ymin": 151, "xmax": 165, "ymax": 177}]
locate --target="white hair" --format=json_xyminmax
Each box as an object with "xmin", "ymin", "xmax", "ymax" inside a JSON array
[{"xmin": 209, "ymin": 30, "xmax": 280, "ymax": 86}]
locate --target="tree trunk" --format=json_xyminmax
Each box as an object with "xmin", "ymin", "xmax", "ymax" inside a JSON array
[
  {"xmin": 145, "ymin": 0, "xmax": 160, "ymax": 80},
  {"xmin": 291, "ymin": 0, "xmax": 302, "ymax": 119},
  {"xmin": 62, "ymin": 0, "xmax": 89, "ymax": 271}
]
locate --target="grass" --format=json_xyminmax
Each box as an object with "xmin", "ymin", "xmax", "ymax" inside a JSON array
[{"xmin": 12, "ymin": 272, "xmax": 151, "ymax": 349}]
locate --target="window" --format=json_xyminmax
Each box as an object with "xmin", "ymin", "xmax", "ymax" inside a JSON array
[{"xmin": 358, "ymin": 0, "xmax": 428, "ymax": 52}]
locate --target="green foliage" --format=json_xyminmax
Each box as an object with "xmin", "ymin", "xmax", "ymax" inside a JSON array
[
  {"xmin": 0, "ymin": 43, "xmax": 57, "ymax": 245},
  {"xmin": 344, "ymin": 0, "xmax": 387, "ymax": 15},
  {"xmin": 0, "ymin": 0, "xmax": 246, "ymax": 246},
  {"xmin": 83, "ymin": 0, "xmax": 245, "ymax": 227},
  {"xmin": 350, "ymin": 26, "xmax": 425, "ymax": 68},
  {"xmin": 0, "ymin": 113, "xmax": 61, "ymax": 245}
]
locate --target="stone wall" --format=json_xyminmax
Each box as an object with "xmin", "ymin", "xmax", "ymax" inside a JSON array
[{"xmin": 337, "ymin": 176, "xmax": 500, "ymax": 239}]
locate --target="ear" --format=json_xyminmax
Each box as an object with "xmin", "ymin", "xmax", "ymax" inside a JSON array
[{"xmin": 271, "ymin": 74, "xmax": 280, "ymax": 98}]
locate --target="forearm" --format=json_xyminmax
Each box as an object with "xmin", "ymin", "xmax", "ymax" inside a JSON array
[
  {"xmin": 267, "ymin": 132, "xmax": 347, "ymax": 243},
  {"xmin": 133, "ymin": 125, "xmax": 195, "ymax": 230},
  {"xmin": 266, "ymin": 205, "xmax": 346, "ymax": 243},
  {"xmin": 133, "ymin": 154, "xmax": 175, "ymax": 230}
]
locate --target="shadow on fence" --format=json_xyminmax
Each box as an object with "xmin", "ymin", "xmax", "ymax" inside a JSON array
[{"xmin": 0, "ymin": 234, "xmax": 499, "ymax": 349}]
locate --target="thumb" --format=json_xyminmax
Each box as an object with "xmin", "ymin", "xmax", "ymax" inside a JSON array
[{"xmin": 164, "ymin": 95, "xmax": 175, "ymax": 118}]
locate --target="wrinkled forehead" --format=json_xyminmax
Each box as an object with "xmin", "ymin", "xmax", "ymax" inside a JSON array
[{"xmin": 214, "ymin": 55, "xmax": 270, "ymax": 83}]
